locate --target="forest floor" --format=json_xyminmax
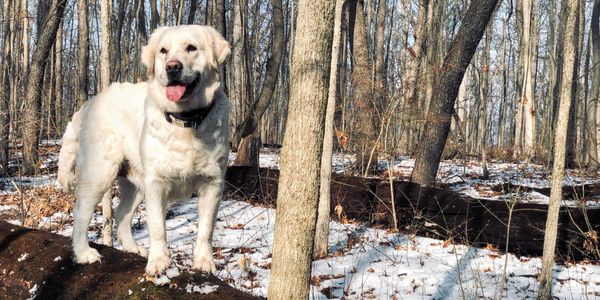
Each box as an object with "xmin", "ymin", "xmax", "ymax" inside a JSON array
[{"xmin": 1, "ymin": 143, "xmax": 600, "ymax": 299}]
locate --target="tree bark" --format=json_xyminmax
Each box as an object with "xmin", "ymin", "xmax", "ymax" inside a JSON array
[
  {"xmin": 233, "ymin": 0, "xmax": 284, "ymax": 148},
  {"xmin": 349, "ymin": 0, "xmax": 377, "ymax": 174},
  {"xmin": 314, "ymin": 0, "xmax": 345, "ymax": 259},
  {"xmin": 187, "ymin": 0, "xmax": 199, "ymax": 24},
  {"xmin": 149, "ymin": 0, "xmax": 160, "ymax": 31},
  {"xmin": 513, "ymin": 0, "xmax": 538, "ymax": 159},
  {"xmin": 401, "ymin": 0, "xmax": 429, "ymax": 155},
  {"xmin": 76, "ymin": 0, "xmax": 89, "ymax": 109},
  {"xmin": 53, "ymin": 21, "xmax": 63, "ymax": 134},
  {"xmin": 588, "ymin": 0, "xmax": 600, "ymax": 169},
  {"xmin": 100, "ymin": 0, "xmax": 113, "ymax": 247},
  {"xmin": 22, "ymin": 0, "xmax": 67, "ymax": 174},
  {"xmin": 267, "ymin": 0, "xmax": 334, "ymax": 298},
  {"xmin": 0, "ymin": 0, "xmax": 12, "ymax": 171},
  {"xmin": 410, "ymin": 0, "xmax": 499, "ymax": 186},
  {"xmin": 538, "ymin": 1, "xmax": 580, "ymax": 298}
]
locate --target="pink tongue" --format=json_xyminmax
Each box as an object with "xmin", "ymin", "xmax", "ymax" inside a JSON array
[{"xmin": 166, "ymin": 85, "xmax": 187, "ymax": 102}]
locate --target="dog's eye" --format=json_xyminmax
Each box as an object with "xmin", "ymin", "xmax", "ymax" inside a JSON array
[
  {"xmin": 186, "ymin": 45, "xmax": 198, "ymax": 52},
  {"xmin": 160, "ymin": 48, "xmax": 168, "ymax": 54}
]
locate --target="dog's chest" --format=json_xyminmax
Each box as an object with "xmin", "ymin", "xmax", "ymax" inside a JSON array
[{"xmin": 144, "ymin": 124, "xmax": 227, "ymax": 181}]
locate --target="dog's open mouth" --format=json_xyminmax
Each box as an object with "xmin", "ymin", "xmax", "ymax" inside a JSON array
[{"xmin": 166, "ymin": 74, "xmax": 201, "ymax": 102}]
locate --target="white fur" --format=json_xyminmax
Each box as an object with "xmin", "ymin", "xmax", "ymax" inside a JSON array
[{"xmin": 57, "ymin": 25, "xmax": 231, "ymax": 275}]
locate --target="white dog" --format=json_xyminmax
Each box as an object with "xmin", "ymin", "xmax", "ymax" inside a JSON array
[{"xmin": 57, "ymin": 25, "xmax": 231, "ymax": 275}]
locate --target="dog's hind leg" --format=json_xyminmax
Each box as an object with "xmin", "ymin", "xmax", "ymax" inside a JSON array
[
  {"xmin": 72, "ymin": 162, "xmax": 119, "ymax": 264},
  {"xmin": 115, "ymin": 177, "xmax": 147, "ymax": 257},
  {"xmin": 192, "ymin": 178, "xmax": 223, "ymax": 274}
]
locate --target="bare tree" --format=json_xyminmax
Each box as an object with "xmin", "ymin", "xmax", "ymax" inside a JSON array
[
  {"xmin": 314, "ymin": 0, "xmax": 345, "ymax": 259},
  {"xmin": 588, "ymin": 0, "xmax": 600, "ymax": 170},
  {"xmin": 513, "ymin": 0, "xmax": 538, "ymax": 159},
  {"xmin": 267, "ymin": 0, "xmax": 334, "ymax": 298},
  {"xmin": 349, "ymin": 0, "xmax": 377, "ymax": 174},
  {"xmin": 401, "ymin": 0, "xmax": 429, "ymax": 154},
  {"xmin": 77, "ymin": 0, "xmax": 89, "ymax": 108},
  {"xmin": 233, "ymin": 0, "xmax": 284, "ymax": 165},
  {"xmin": 410, "ymin": 0, "xmax": 499, "ymax": 186},
  {"xmin": 0, "ymin": 0, "xmax": 12, "ymax": 171},
  {"xmin": 100, "ymin": 0, "xmax": 113, "ymax": 247},
  {"xmin": 539, "ymin": 0, "xmax": 581, "ymax": 298},
  {"xmin": 22, "ymin": 0, "xmax": 68, "ymax": 174}
]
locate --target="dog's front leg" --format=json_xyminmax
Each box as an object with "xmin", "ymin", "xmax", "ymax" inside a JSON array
[
  {"xmin": 193, "ymin": 179, "xmax": 223, "ymax": 273},
  {"xmin": 144, "ymin": 178, "xmax": 172, "ymax": 275}
]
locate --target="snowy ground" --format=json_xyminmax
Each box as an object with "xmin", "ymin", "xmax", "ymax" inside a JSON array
[{"xmin": 1, "ymin": 148, "xmax": 600, "ymax": 299}]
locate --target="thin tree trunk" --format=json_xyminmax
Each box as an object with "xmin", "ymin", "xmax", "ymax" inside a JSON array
[
  {"xmin": 150, "ymin": 0, "xmax": 160, "ymax": 31},
  {"xmin": 349, "ymin": 0, "xmax": 376, "ymax": 174},
  {"xmin": 233, "ymin": 0, "xmax": 284, "ymax": 149},
  {"xmin": 187, "ymin": 0, "xmax": 199, "ymax": 24},
  {"xmin": 53, "ymin": 21, "xmax": 63, "ymax": 134},
  {"xmin": 22, "ymin": 0, "xmax": 67, "ymax": 174},
  {"xmin": 160, "ymin": 0, "xmax": 167, "ymax": 25},
  {"xmin": 401, "ymin": 0, "xmax": 429, "ymax": 154},
  {"xmin": 100, "ymin": 0, "xmax": 113, "ymax": 247},
  {"xmin": 77, "ymin": 0, "xmax": 89, "ymax": 108},
  {"xmin": 267, "ymin": 0, "xmax": 334, "ymax": 298},
  {"xmin": 410, "ymin": 0, "xmax": 499, "ymax": 186},
  {"xmin": 538, "ymin": 1, "xmax": 580, "ymax": 298},
  {"xmin": 314, "ymin": 0, "xmax": 345, "ymax": 259},
  {"xmin": 0, "ymin": 0, "xmax": 12, "ymax": 171},
  {"xmin": 588, "ymin": 0, "xmax": 600, "ymax": 169}
]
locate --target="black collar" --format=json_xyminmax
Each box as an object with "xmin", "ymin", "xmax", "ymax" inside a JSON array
[{"xmin": 164, "ymin": 100, "xmax": 215, "ymax": 129}]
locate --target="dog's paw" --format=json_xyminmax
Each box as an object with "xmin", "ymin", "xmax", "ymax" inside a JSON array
[
  {"xmin": 74, "ymin": 247, "xmax": 102, "ymax": 264},
  {"xmin": 145, "ymin": 255, "xmax": 172, "ymax": 276},
  {"xmin": 192, "ymin": 256, "xmax": 216, "ymax": 274},
  {"xmin": 123, "ymin": 244, "xmax": 148, "ymax": 258}
]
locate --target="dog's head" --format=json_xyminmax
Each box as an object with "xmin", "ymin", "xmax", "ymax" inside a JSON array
[{"xmin": 142, "ymin": 25, "xmax": 230, "ymax": 111}]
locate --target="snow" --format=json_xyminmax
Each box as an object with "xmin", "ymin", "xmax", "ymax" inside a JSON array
[
  {"xmin": 27, "ymin": 284, "xmax": 39, "ymax": 300},
  {"xmin": 185, "ymin": 282, "xmax": 219, "ymax": 294},
  {"xmin": 2, "ymin": 146, "xmax": 600, "ymax": 298},
  {"xmin": 17, "ymin": 253, "xmax": 29, "ymax": 262},
  {"xmin": 5, "ymin": 196, "xmax": 593, "ymax": 299}
]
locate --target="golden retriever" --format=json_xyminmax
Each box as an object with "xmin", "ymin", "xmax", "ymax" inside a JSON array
[{"xmin": 58, "ymin": 25, "xmax": 231, "ymax": 275}]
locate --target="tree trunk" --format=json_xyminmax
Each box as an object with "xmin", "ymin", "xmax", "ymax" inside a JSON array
[
  {"xmin": 53, "ymin": 21, "xmax": 63, "ymax": 134},
  {"xmin": 514, "ymin": 0, "xmax": 537, "ymax": 159},
  {"xmin": 149, "ymin": 0, "xmax": 160, "ymax": 31},
  {"xmin": 410, "ymin": 0, "xmax": 499, "ymax": 186},
  {"xmin": 160, "ymin": 0, "xmax": 167, "ymax": 25},
  {"xmin": 22, "ymin": 0, "xmax": 67, "ymax": 174},
  {"xmin": 588, "ymin": 0, "xmax": 600, "ymax": 169},
  {"xmin": 233, "ymin": 0, "xmax": 284, "ymax": 151},
  {"xmin": 76, "ymin": 0, "xmax": 89, "ymax": 108},
  {"xmin": 187, "ymin": 0, "xmax": 199, "ymax": 24},
  {"xmin": 314, "ymin": 0, "xmax": 345, "ymax": 259},
  {"xmin": 401, "ymin": 0, "xmax": 429, "ymax": 155},
  {"xmin": 267, "ymin": 0, "xmax": 334, "ymax": 298},
  {"xmin": 100, "ymin": 0, "xmax": 113, "ymax": 247},
  {"xmin": 0, "ymin": 0, "xmax": 12, "ymax": 171},
  {"xmin": 538, "ymin": 1, "xmax": 580, "ymax": 298},
  {"xmin": 230, "ymin": 0, "xmax": 251, "ymax": 147},
  {"xmin": 349, "ymin": 0, "xmax": 377, "ymax": 174}
]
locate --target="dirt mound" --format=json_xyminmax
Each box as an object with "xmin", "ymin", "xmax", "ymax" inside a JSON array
[{"xmin": 0, "ymin": 221, "xmax": 261, "ymax": 299}]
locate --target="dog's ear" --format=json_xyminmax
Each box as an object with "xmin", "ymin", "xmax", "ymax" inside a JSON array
[
  {"xmin": 205, "ymin": 27, "xmax": 230, "ymax": 68},
  {"xmin": 141, "ymin": 27, "xmax": 168, "ymax": 78}
]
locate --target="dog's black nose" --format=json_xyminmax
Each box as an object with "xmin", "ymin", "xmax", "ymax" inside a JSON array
[{"xmin": 166, "ymin": 60, "xmax": 183, "ymax": 78}]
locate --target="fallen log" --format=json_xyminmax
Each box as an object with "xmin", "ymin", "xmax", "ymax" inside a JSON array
[
  {"xmin": 224, "ymin": 167, "xmax": 600, "ymax": 260},
  {"xmin": 0, "ymin": 221, "xmax": 261, "ymax": 300}
]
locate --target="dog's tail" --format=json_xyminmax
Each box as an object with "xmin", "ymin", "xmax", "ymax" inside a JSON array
[{"xmin": 57, "ymin": 106, "xmax": 86, "ymax": 193}]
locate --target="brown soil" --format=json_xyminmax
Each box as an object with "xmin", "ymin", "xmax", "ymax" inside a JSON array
[{"xmin": 0, "ymin": 221, "xmax": 262, "ymax": 300}]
